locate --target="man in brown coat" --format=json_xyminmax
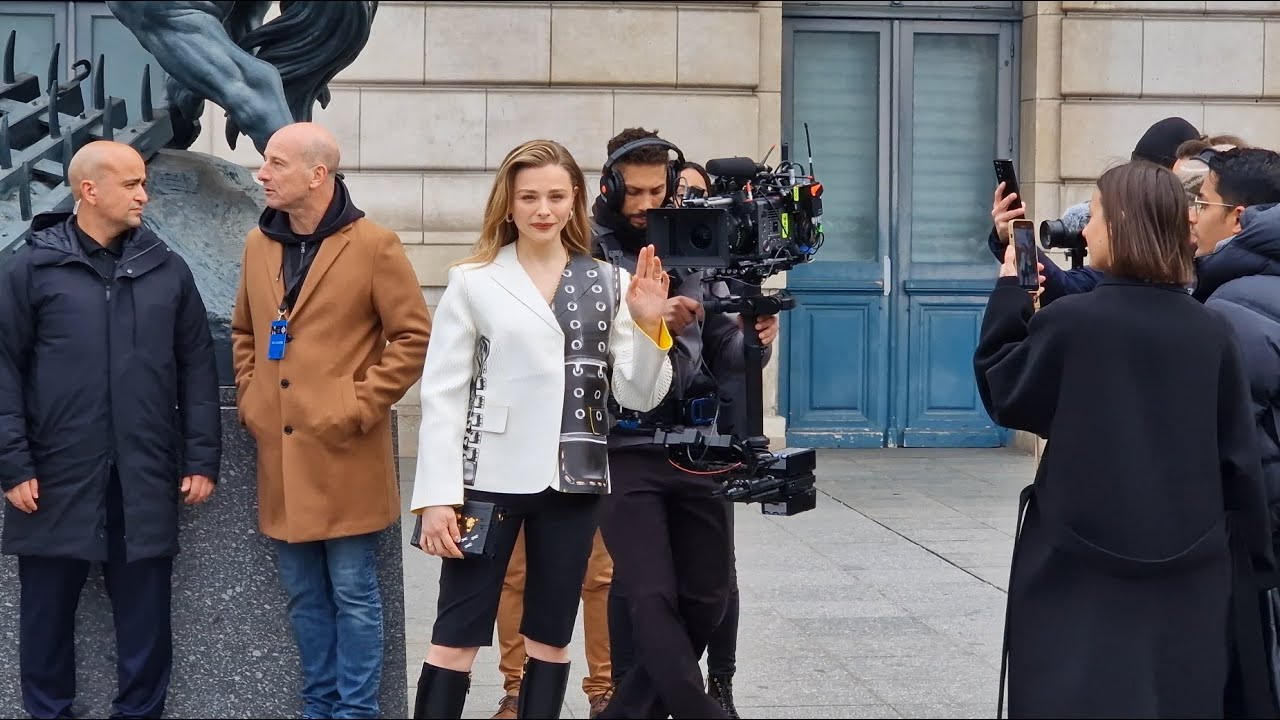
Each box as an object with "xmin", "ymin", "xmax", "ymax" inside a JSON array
[{"xmin": 231, "ymin": 122, "xmax": 431, "ymax": 719}]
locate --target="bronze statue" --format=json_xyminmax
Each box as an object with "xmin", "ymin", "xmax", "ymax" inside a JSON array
[
  {"xmin": 1, "ymin": 0, "xmax": 377, "ymax": 252},
  {"xmin": 106, "ymin": 0, "xmax": 378, "ymax": 154}
]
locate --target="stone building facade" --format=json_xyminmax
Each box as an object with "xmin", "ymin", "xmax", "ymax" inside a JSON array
[{"xmin": 7, "ymin": 0, "xmax": 1280, "ymax": 452}]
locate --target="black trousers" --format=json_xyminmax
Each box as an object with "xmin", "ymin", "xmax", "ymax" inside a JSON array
[
  {"xmin": 598, "ymin": 445, "xmax": 733, "ymax": 720},
  {"xmin": 706, "ymin": 505, "xmax": 740, "ymax": 678},
  {"xmin": 610, "ymin": 507, "xmax": 740, "ymax": 682},
  {"xmin": 18, "ymin": 472, "xmax": 174, "ymax": 720}
]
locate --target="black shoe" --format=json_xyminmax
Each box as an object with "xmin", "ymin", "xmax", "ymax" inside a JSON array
[
  {"xmin": 707, "ymin": 674, "xmax": 740, "ymax": 719},
  {"xmin": 516, "ymin": 657, "xmax": 571, "ymax": 719},
  {"xmin": 413, "ymin": 662, "xmax": 471, "ymax": 719}
]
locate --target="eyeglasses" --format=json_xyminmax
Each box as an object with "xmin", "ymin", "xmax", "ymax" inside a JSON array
[{"xmin": 1192, "ymin": 197, "xmax": 1236, "ymax": 215}]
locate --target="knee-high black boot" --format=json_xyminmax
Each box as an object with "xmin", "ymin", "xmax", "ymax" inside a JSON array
[
  {"xmin": 516, "ymin": 657, "xmax": 571, "ymax": 719},
  {"xmin": 413, "ymin": 662, "xmax": 471, "ymax": 719}
]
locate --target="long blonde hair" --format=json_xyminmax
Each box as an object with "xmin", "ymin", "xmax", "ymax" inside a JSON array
[{"xmin": 459, "ymin": 139, "xmax": 593, "ymax": 266}]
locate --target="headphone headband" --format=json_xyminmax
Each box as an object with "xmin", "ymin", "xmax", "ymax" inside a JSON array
[
  {"xmin": 602, "ymin": 137, "xmax": 686, "ymax": 175},
  {"xmin": 598, "ymin": 137, "xmax": 687, "ymax": 215}
]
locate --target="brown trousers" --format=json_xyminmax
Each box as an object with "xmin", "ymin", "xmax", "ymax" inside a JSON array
[{"xmin": 498, "ymin": 526, "xmax": 614, "ymax": 700}]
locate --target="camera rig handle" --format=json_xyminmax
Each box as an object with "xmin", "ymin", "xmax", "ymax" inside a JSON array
[
  {"xmin": 1067, "ymin": 247, "xmax": 1086, "ymax": 271},
  {"xmin": 703, "ymin": 291, "xmax": 795, "ymax": 317}
]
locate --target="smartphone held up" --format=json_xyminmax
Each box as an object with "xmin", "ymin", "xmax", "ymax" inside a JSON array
[
  {"xmin": 1011, "ymin": 219, "xmax": 1040, "ymax": 292},
  {"xmin": 993, "ymin": 159, "xmax": 1023, "ymax": 212}
]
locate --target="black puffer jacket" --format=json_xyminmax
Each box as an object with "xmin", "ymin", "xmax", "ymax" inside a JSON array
[
  {"xmin": 0, "ymin": 212, "xmax": 221, "ymax": 563},
  {"xmin": 1195, "ymin": 202, "xmax": 1280, "ymax": 541}
]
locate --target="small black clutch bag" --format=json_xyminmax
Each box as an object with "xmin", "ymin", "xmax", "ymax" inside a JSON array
[{"xmin": 411, "ymin": 500, "xmax": 503, "ymax": 558}]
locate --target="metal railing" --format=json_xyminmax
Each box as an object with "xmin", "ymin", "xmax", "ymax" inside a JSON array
[{"xmin": 0, "ymin": 29, "xmax": 173, "ymax": 260}]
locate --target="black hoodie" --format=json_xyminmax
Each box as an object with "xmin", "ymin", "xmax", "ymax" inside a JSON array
[{"xmin": 258, "ymin": 176, "xmax": 365, "ymax": 310}]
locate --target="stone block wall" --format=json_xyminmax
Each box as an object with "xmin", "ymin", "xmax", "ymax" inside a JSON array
[
  {"xmin": 195, "ymin": 1, "xmax": 785, "ymax": 453},
  {"xmin": 1021, "ymin": 0, "xmax": 1280, "ymax": 223}
]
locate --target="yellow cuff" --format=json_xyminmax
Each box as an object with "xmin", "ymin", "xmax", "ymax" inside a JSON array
[{"xmin": 641, "ymin": 320, "xmax": 674, "ymax": 351}]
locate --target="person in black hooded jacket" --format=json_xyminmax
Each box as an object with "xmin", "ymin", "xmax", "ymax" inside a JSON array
[
  {"xmin": 0, "ymin": 140, "xmax": 220, "ymax": 719},
  {"xmin": 1191, "ymin": 148, "xmax": 1280, "ymax": 546}
]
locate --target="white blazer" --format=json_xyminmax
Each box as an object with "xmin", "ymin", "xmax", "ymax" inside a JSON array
[{"xmin": 410, "ymin": 242, "xmax": 673, "ymax": 511}]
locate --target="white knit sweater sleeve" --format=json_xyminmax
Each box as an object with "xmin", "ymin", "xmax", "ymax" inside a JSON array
[
  {"xmin": 410, "ymin": 265, "xmax": 477, "ymax": 512},
  {"xmin": 608, "ymin": 266, "xmax": 674, "ymax": 413}
]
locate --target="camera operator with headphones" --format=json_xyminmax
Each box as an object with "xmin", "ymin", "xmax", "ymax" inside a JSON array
[{"xmin": 590, "ymin": 128, "xmax": 777, "ymax": 719}]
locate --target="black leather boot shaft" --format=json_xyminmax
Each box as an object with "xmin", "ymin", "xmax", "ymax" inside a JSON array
[
  {"xmin": 413, "ymin": 662, "xmax": 471, "ymax": 719},
  {"xmin": 516, "ymin": 657, "xmax": 572, "ymax": 719}
]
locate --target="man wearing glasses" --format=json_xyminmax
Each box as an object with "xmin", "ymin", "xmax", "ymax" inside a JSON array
[
  {"xmin": 1170, "ymin": 138, "xmax": 1245, "ymax": 253},
  {"xmin": 1184, "ymin": 147, "xmax": 1280, "ymax": 260},
  {"xmin": 1190, "ymin": 146, "xmax": 1280, "ymax": 549}
]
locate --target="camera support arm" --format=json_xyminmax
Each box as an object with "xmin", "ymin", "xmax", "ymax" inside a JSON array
[{"xmin": 703, "ymin": 283, "xmax": 795, "ymax": 452}]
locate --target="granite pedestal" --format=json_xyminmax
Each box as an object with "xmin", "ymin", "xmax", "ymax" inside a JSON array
[{"xmin": 0, "ymin": 388, "xmax": 409, "ymax": 718}]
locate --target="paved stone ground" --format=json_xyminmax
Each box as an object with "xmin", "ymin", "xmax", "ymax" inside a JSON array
[{"xmin": 399, "ymin": 448, "xmax": 1035, "ymax": 719}]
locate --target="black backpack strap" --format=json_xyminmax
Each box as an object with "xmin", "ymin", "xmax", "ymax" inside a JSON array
[{"xmin": 593, "ymin": 232, "xmax": 625, "ymax": 319}]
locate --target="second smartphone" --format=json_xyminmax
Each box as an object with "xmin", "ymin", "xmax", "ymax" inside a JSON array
[{"xmin": 1011, "ymin": 218, "xmax": 1039, "ymax": 291}]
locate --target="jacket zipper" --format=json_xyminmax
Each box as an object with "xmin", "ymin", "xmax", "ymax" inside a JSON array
[{"xmin": 104, "ymin": 241, "xmax": 159, "ymax": 488}]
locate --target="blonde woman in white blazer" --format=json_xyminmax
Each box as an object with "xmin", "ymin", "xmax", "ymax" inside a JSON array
[{"xmin": 408, "ymin": 139, "xmax": 674, "ymax": 720}]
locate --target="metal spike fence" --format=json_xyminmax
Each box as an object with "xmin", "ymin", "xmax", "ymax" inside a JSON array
[{"xmin": 0, "ymin": 30, "xmax": 174, "ymax": 258}]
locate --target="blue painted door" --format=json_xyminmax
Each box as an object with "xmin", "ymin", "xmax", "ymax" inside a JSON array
[{"xmin": 782, "ymin": 17, "xmax": 1016, "ymax": 448}]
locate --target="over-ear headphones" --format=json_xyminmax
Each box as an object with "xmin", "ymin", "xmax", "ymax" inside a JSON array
[{"xmin": 599, "ymin": 138, "xmax": 686, "ymax": 214}]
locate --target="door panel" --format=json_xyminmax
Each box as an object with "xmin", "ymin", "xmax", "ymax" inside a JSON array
[
  {"xmin": 907, "ymin": 32, "xmax": 1002, "ymax": 267},
  {"xmin": 782, "ymin": 19, "xmax": 893, "ymax": 447},
  {"xmin": 891, "ymin": 21, "xmax": 1013, "ymax": 447},
  {"xmin": 790, "ymin": 29, "xmax": 881, "ymax": 265},
  {"xmin": 785, "ymin": 292, "xmax": 888, "ymax": 448},
  {"xmin": 902, "ymin": 287, "xmax": 1004, "ymax": 446}
]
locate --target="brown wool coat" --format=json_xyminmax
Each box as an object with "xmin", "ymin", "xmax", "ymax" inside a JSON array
[{"xmin": 231, "ymin": 217, "xmax": 431, "ymax": 543}]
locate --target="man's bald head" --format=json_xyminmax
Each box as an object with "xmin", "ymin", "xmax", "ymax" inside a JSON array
[
  {"xmin": 68, "ymin": 141, "xmax": 148, "ymax": 233},
  {"xmin": 68, "ymin": 141, "xmax": 144, "ymax": 201},
  {"xmin": 268, "ymin": 122, "xmax": 341, "ymax": 176},
  {"xmin": 257, "ymin": 123, "xmax": 343, "ymax": 213}
]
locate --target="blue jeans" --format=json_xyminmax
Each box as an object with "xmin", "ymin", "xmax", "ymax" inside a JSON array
[{"xmin": 273, "ymin": 532, "xmax": 383, "ymax": 719}]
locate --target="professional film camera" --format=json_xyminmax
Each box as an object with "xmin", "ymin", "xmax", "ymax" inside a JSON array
[{"xmin": 641, "ymin": 129, "xmax": 826, "ymax": 516}]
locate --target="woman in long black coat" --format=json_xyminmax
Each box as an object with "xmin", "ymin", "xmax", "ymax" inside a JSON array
[{"xmin": 974, "ymin": 160, "xmax": 1277, "ymax": 718}]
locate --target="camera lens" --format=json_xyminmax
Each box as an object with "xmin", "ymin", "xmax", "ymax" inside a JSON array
[
  {"xmin": 1039, "ymin": 219, "xmax": 1086, "ymax": 251},
  {"xmin": 1038, "ymin": 220, "xmax": 1060, "ymax": 248},
  {"xmin": 690, "ymin": 225, "xmax": 713, "ymax": 251}
]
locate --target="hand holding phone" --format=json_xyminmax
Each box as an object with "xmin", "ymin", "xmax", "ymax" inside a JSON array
[
  {"xmin": 992, "ymin": 160, "xmax": 1027, "ymax": 244},
  {"xmin": 1010, "ymin": 219, "xmax": 1040, "ymax": 291},
  {"xmin": 993, "ymin": 160, "xmax": 1023, "ymax": 211}
]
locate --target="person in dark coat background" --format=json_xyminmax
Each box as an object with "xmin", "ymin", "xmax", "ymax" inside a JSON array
[
  {"xmin": 974, "ymin": 160, "xmax": 1276, "ymax": 718},
  {"xmin": 0, "ymin": 141, "xmax": 221, "ymax": 719}
]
